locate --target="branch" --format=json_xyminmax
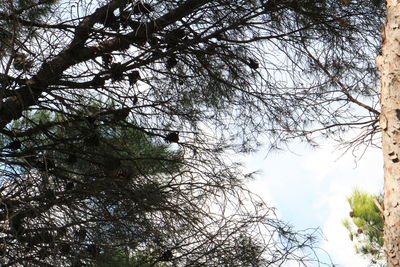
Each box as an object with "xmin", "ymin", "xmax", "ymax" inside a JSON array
[
  {"xmin": 302, "ymin": 45, "xmax": 380, "ymax": 116},
  {"xmin": 374, "ymin": 198, "xmax": 384, "ymax": 217},
  {"xmin": 0, "ymin": 0, "xmax": 212, "ymax": 128}
]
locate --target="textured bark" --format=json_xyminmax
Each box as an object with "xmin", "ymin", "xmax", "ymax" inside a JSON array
[{"xmin": 377, "ymin": 1, "xmax": 400, "ymax": 266}]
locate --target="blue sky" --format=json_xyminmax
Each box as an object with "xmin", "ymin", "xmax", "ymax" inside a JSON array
[{"xmin": 239, "ymin": 137, "xmax": 383, "ymax": 266}]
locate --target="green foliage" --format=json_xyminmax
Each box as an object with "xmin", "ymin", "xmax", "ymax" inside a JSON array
[
  {"xmin": 343, "ymin": 189, "xmax": 384, "ymax": 265},
  {"xmin": 0, "ymin": 107, "xmax": 184, "ymax": 266}
]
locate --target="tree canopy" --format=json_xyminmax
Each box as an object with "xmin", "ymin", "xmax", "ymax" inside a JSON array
[
  {"xmin": 0, "ymin": 0, "xmax": 386, "ymax": 266},
  {"xmin": 0, "ymin": 0, "xmax": 385, "ymax": 147}
]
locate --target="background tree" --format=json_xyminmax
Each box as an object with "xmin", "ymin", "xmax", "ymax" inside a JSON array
[
  {"xmin": 0, "ymin": 0, "xmax": 388, "ymax": 266},
  {"xmin": 343, "ymin": 189, "xmax": 384, "ymax": 266}
]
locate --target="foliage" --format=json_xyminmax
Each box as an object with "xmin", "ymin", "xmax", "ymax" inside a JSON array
[{"xmin": 343, "ymin": 189, "xmax": 384, "ymax": 265}]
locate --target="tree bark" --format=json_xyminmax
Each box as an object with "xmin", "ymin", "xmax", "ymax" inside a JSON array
[{"xmin": 377, "ymin": 1, "xmax": 400, "ymax": 266}]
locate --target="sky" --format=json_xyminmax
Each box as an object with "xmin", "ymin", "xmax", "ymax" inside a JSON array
[{"xmin": 240, "ymin": 136, "xmax": 383, "ymax": 267}]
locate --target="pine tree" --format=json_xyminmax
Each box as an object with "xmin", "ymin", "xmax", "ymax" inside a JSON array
[
  {"xmin": 0, "ymin": 0, "xmax": 388, "ymax": 265},
  {"xmin": 343, "ymin": 190, "xmax": 384, "ymax": 265}
]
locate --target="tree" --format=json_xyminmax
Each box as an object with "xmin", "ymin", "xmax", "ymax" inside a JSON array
[
  {"xmin": 0, "ymin": 0, "xmax": 388, "ymax": 265},
  {"xmin": 0, "ymin": 1, "xmax": 336, "ymax": 265},
  {"xmin": 375, "ymin": 0, "xmax": 400, "ymax": 265},
  {"xmin": 343, "ymin": 189, "xmax": 384, "ymax": 265}
]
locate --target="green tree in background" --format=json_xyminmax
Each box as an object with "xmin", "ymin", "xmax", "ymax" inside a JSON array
[
  {"xmin": 0, "ymin": 107, "xmax": 186, "ymax": 266},
  {"xmin": 343, "ymin": 190, "xmax": 384, "ymax": 265}
]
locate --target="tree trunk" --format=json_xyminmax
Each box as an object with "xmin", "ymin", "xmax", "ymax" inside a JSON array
[{"xmin": 377, "ymin": 2, "xmax": 400, "ymax": 266}]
